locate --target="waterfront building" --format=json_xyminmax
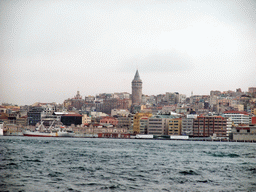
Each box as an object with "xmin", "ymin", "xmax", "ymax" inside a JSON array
[
  {"xmin": 193, "ymin": 116, "xmax": 227, "ymax": 137},
  {"xmin": 133, "ymin": 112, "xmax": 152, "ymax": 134},
  {"xmin": 147, "ymin": 115, "xmax": 172, "ymax": 135},
  {"xmin": 168, "ymin": 118, "xmax": 182, "ymax": 135},
  {"xmin": 139, "ymin": 117, "xmax": 149, "ymax": 134},
  {"xmin": 230, "ymin": 125, "xmax": 256, "ymax": 141},
  {"xmin": 222, "ymin": 110, "xmax": 250, "ymax": 125},
  {"xmin": 226, "ymin": 118, "xmax": 233, "ymax": 137},
  {"xmin": 181, "ymin": 114, "xmax": 198, "ymax": 136},
  {"xmin": 3, "ymin": 124, "xmax": 23, "ymax": 136}
]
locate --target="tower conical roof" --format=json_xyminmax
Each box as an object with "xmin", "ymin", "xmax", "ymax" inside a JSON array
[{"xmin": 132, "ymin": 70, "xmax": 142, "ymax": 82}]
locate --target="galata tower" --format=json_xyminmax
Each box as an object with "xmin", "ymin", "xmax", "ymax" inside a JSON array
[{"xmin": 132, "ymin": 70, "xmax": 142, "ymax": 105}]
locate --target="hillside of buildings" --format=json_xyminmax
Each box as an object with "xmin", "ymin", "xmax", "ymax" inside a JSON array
[{"xmin": 1, "ymin": 86, "xmax": 256, "ymax": 141}]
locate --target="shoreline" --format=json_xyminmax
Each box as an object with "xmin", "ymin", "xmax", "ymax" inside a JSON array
[{"xmin": 1, "ymin": 135, "xmax": 255, "ymax": 143}]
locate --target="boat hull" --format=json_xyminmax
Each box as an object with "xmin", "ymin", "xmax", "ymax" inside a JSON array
[
  {"xmin": 23, "ymin": 130, "xmax": 74, "ymax": 137},
  {"xmin": 23, "ymin": 131, "xmax": 53, "ymax": 137},
  {"xmin": 57, "ymin": 132, "xmax": 75, "ymax": 137},
  {"xmin": 23, "ymin": 134, "xmax": 53, "ymax": 137}
]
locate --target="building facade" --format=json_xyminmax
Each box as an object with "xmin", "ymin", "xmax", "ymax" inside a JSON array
[
  {"xmin": 193, "ymin": 116, "xmax": 227, "ymax": 137},
  {"xmin": 27, "ymin": 107, "xmax": 44, "ymax": 125},
  {"xmin": 61, "ymin": 114, "xmax": 82, "ymax": 126},
  {"xmin": 168, "ymin": 118, "xmax": 182, "ymax": 135},
  {"xmin": 231, "ymin": 125, "xmax": 256, "ymax": 141},
  {"xmin": 181, "ymin": 115, "xmax": 197, "ymax": 136},
  {"xmin": 132, "ymin": 70, "xmax": 142, "ymax": 106},
  {"xmin": 147, "ymin": 115, "xmax": 169, "ymax": 135},
  {"xmin": 223, "ymin": 110, "xmax": 250, "ymax": 125},
  {"xmin": 133, "ymin": 112, "xmax": 152, "ymax": 134}
]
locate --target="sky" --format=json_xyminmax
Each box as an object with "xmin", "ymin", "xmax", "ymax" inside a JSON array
[{"xmin": 0, "ymin": 0, "xmax": 256, "ymax": 105}]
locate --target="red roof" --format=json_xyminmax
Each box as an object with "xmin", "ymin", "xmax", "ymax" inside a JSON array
[{"xmin": 223, "ymin": 110, "xmax": 249, "ymax": 115}]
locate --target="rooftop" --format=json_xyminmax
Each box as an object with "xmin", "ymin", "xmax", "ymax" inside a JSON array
[{"xmin": 223, "ymin": 110, "xmax": 249, "ymax": 115}]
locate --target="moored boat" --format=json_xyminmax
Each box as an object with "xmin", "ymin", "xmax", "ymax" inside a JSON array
[
  {"xmin": 23, "ymin": 121, "xmax": 75, "ymax": 137},
  {"xmin": 23, "ymin": 130, "xmax": 53, "ymax": 137}
]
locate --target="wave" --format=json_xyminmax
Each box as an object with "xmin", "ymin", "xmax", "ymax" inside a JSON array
[
  {"xmin": 179, "ymin": 170, "xmax": 199, "ymax": 175},
  {"xmin": 204, "ymin": 151, "xmax": 240, "ymax": 158}
]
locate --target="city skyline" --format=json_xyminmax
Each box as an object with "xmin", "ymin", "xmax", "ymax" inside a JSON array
[{"xmin": 1, "ymin": 0, "xmax": 256, "ymax": 105}]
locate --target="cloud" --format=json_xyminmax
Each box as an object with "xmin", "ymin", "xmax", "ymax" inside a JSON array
[{"xmin": 120, "ymin": 50, "xmax": 194, "ymax": 73}]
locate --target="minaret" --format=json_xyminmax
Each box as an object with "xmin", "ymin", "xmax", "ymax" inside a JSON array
[{"xmin": 132, "ymin": 70, "xmax": 142, "ymax": 105}]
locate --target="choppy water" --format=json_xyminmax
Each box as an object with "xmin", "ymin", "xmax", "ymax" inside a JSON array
[{"xmin": 0, "ymin": 137, "xmax": 256, "ymax": 192}]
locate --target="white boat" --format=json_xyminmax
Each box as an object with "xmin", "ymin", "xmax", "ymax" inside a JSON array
[
  {"xmin": 51, "ymin": 126, "xmax": 75, "ymax": 137},
  {"xmin": 23, "ymin": 130, "xmax": 53, "ymax": 137},
  {"xmin": 23, "ymin": 121, "xmax": 75, "ymax": 137}
]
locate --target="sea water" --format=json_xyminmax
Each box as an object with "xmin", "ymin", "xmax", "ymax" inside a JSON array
[{"xmin": 0, "ymin": 136, "xmax": 255, "ymax": 191}]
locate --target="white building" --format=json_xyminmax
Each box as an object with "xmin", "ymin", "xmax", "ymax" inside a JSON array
[
  {"xmin": 111, "ymin": 109, "xmax": 130, "ymax": 117},
  {"xmin": 223, "ymin": 111, "xmax": 250, "ymax": 125},
  {"xmin": 181, "ymin": 114, "xmax": 198, "ymax": 136},
  {"xmin": 147, "ymin": 115, "xmax": 174, "ymax": 135},
  {"xmin": 90, "ymin": 111, "xmax": 108, "ymax": 118}
]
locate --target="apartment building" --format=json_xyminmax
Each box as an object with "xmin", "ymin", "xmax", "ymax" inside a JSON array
[
  {"xmin": 222, "ymin": 110, "xmax": 250, "ymax": 125},
  {"xmin": 139, "ymin": 117, "xmax": 149, "ymax": 134},
  {"xmin": 181, "ymin": 114, "xmax": 198, "ymax": 136},
  {"xmin": 168, "ymin": 118, "xmax": 181, "ymax": 135},
  {"xmin": 193, "ymin": 116, "xmax": 227, "ymax": 137},
  {"xmin": 147, "ymin": 115, "xmax": 170, "ymax": 135},
  {"xmin": 133, "ymin": 112, "xmax": 152, "ymax": 134}
]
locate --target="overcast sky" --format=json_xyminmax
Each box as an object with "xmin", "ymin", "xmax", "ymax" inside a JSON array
[{"xmin": 1, "ymin": 0, "xmax": 256, "ymax": 105}]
